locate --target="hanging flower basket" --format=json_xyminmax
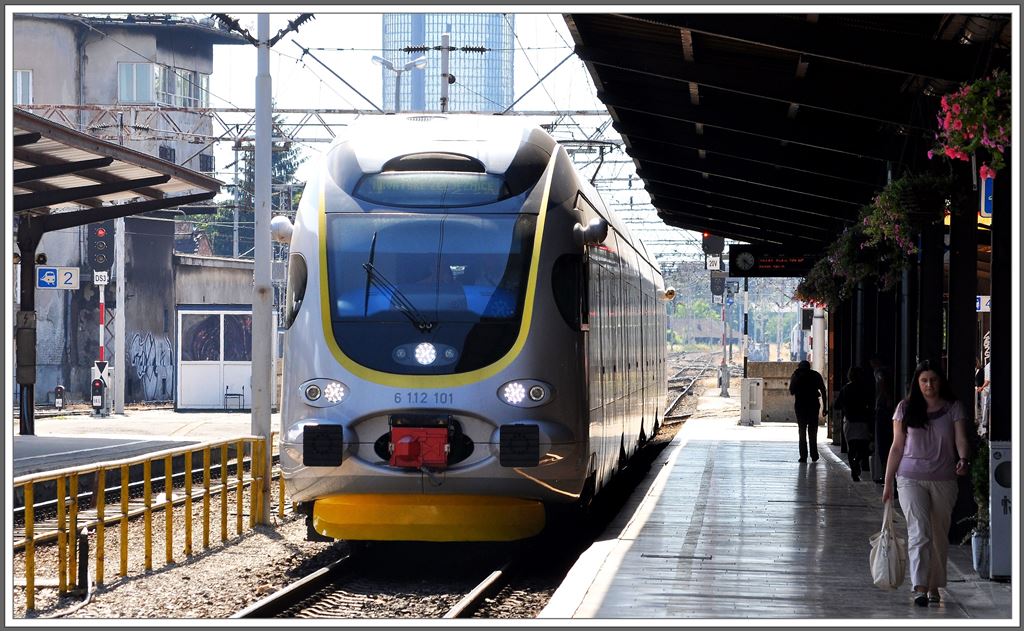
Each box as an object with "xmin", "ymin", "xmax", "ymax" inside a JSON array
[
  {"xmin": 858, "ymin": 174, "xmax": 952, "ymax": 289},
  {"xmin": 930, "ymin": 69, "xmax": 1011, "ymax": 170},
  {"xmin": 797, "ymin": 174, "xmax": 955, "ymax": 303}
]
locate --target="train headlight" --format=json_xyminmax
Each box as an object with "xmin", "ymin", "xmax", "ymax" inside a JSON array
[
  {"xmin": 414, "ymin": 342, "xmax": 437, "ymax": 365},
  {"xmin": 323, "ymin": 381, "xmax": 347, "ymax": 404},
  {"xmin": 502, "ymin": 382, "xmax": 527, "ymax": 405},
  {"xmin": 300, "ymin": 379, "xmax": 348, "ymax": 407},
  {"xmin": 498, "ymin": 380, "xmax": 553, "ymax": 408}
]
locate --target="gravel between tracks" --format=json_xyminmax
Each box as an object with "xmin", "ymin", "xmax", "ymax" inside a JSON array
[{"xmin": 14, "ymin": 512, "xmax": 349, "ymax": 620}]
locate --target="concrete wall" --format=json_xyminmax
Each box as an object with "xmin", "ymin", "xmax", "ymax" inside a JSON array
[
  {"xmin": 12, "ymin": 16, "xmax": 81, "ymax": 104},
  {"xmin": 122, "ymin": 218, "xmax": 176, "ymax": 402},
  {"xmin": 174, "ymin": 255, "xmax": 254, "ymax": 305},
  {"xmin": 746, "ymin": 361, "xmax": 806, "ymax": 423}
]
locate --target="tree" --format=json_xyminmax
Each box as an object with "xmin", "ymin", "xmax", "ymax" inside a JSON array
[{"xmin": 191, "ymin": 113, "xmax": 306, "ymax": 258}]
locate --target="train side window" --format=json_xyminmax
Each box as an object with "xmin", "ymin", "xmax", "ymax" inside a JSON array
[
  {"xmin": 551, "ymin": 253, "xmax": 586, "ymax": 331},
  {"xmin": 284, "ymin": 253, "xmax": 307, "ymax": 329}
]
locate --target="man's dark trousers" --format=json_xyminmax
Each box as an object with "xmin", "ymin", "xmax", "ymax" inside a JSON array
[{"xmin": 796, "ymin": 406, "xmax": 820, "ymax": 461}]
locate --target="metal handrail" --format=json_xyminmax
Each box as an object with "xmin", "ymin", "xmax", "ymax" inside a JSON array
[{"xmin": 13, "ymin": 433, "xmax": 287, "ymax": 612}]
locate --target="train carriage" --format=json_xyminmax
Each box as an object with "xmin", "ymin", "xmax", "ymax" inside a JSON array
[{"xmin": 275, "ymin": 114, "xmax": 671, "ymax": 542}]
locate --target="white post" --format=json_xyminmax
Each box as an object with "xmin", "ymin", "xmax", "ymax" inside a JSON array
[
  {"xmin": 811, "ymin": 307, "xmax": 826, "ymax": 376},
  {"xmin": 440, "ymin": 32, "xmax": 450, "ymax": 112},
  {"xmin": 252, "ymin": 13, "xmax": 273, "ymax": 524},
  {"xmin": 114, "ymin": 217, "xmax": 125, "ymax": 414}
]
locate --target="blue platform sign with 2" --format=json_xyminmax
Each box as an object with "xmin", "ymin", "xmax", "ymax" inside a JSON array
[{"xmin": 36, "ymin": 266, "xmax": 80, "ymax": 290}]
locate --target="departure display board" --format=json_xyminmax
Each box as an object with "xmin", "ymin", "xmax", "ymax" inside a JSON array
[{"xmin": 728, "ymin": 246, "xmax": 815, "ymax": 277}]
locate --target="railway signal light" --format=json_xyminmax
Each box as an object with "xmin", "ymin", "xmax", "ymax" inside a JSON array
[
  {"xmin": 87, "ymin": 220, "xmax": 115, "ymax": 272},
  {"xmin": 91, "ymin": 378, "xmax": 105, "ymax": 411},
  {"xmin": 702, "ymin": 232, "xmax": 724, "ymax": 255}
]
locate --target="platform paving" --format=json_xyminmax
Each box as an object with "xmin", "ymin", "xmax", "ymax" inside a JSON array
[{"xmin": 541, "ymin": 392, "xmax": 1014, "ymax": 621}]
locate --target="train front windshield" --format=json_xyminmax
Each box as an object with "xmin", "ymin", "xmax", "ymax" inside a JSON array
[{"xmin": 325, "ymin": 213, "xmax": 537, "ymax": 374}]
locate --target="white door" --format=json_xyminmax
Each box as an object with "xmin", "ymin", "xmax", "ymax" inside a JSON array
[{"xmin": 177, "ymin": 310, "xmax": 253, "ymax": 409}]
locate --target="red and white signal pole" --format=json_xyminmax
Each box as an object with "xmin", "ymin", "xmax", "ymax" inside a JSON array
[{"xmin": 98, "ymin": 285, "xmax": 105, "ymax": 361}]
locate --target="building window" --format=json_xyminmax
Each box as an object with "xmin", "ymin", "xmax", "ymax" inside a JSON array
[
  {"xmin": 159, "ymin": 145, "xmax": 176, "ymax": 163},
  {"xmin": 118, "ymin": 62, "xmax": 155, "ymax": 103},
  {"xmin": 199, "ymin": 153, "xmax": 215, "ymax": 173},
  {"xmin": 156, "ymin": 65, "xmax": 175, "ymax": 106},
  {"xmin": 13, "ymin": 70, "xmax": 32, "ymax": 105}
]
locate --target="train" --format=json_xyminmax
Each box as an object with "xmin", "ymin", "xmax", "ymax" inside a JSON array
[{"xmin": 272, "ymin": 114, "xmax": 672, "ymax": 542}]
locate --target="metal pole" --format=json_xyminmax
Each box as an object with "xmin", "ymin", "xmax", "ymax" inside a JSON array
[
  {"xmin": 252, "ymin": 13, "xmax": 273, "ymax": 524},
  {"xmin": 720, "ymin": 303, "xmax": 730, "ymax": 397},
  {"xmin": 114, "ymin": 218, "xmax": 125, "ymax": 414},
  {"xmin": 114, "ymin": 116, "xmax": 126, "ymax": 414},
  {"xmin": 742, "ymin": 277, "xmax": 749, "ymax": 377},
  {"xmin": 233, "ymin": 154, "xmax": 239, "ymax": 258},
  {"xmin": 440, "ymin": 32, "xmax": 450, "ymax": 112},
  {"xmin": 394, "ymin": 69, "xmax": 403, "ymax": 113}
]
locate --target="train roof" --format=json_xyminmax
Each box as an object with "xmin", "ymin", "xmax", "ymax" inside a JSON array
[
  {"xmin": 327, "ymin": 114, "xmax": 660, "ymax": 276},
  {"xmin": 330, "ymin": 114, "xmax": 555, "ymax": 176}
]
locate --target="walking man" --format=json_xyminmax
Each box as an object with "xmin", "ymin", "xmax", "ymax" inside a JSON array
[{"xmin": 789, "ymin": 360, "xmax": 828, "ymax": 462}]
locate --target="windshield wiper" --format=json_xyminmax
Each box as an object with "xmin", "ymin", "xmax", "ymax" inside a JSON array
[{"xmin": 362, "ymin": 261, "xmax": 435, "ymax": 333}]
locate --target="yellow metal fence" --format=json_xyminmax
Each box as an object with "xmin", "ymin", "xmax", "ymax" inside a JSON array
[{"xmin": 13, "ymin": 433, "xmax": 290, "ymax": 611}]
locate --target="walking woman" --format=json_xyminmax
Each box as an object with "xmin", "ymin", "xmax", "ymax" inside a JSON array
[{"xmin": 881, "ymin": 360, "xmax": 971, "ymax": 607}]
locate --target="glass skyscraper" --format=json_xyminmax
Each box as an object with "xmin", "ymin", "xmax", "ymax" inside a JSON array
[{"xmin": 381, "ymin": 13, "xmax": 515, "ymax": 112}]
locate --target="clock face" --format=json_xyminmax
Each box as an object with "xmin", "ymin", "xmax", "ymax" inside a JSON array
[{"xmin": 736, "ymin": 251, "xmax": 756, "ymax": 270}]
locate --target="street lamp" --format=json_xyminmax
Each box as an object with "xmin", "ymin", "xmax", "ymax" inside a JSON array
[{"xmin": 372, "ymin": 55, "xmax": 428, "ymax": 113}]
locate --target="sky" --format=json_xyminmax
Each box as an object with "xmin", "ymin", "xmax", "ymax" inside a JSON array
[
  {"xmin": 199, "ymin": 11, "xmax": 700, "ymax": 259},
  {"xmin": 207, "ymin": 13, "xmax": 615, "ymax": 175}
]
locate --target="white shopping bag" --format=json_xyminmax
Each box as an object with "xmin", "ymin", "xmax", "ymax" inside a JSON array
[{"xmin": 869, "ymin": 500, "xmax": 907, "ymax": 589}]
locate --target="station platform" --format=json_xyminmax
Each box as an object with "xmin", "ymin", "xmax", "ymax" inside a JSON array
[
  {"xmin": 540, "ymin": 392, "xmax": 1015, "ymax": 621},
  {"xmin": 11, "ymin": 409, "xmax": 280, "ymax": 477}
]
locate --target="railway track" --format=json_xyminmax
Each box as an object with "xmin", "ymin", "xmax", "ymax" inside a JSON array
[
  {"xmin": 232, "ymin": 543, "xmax": 518, "ymax": 619},
  {"xmin": 664, "ymin": 352, "xmax": 718, "ymax": 420}
]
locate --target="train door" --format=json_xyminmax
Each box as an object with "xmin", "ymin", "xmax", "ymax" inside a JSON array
[
  {"xmin": 587, "ymin": 259, "xmax": 605, "ymax": 484},
  {"xmin": 602, "ymin": 257, "xmax": 619, "ymax": 479}
]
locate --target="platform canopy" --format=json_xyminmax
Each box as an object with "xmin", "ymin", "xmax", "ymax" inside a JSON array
[
  {"xmin": 564, "ymin": 13, "xmax": 1012, "ymax": 251},
  {"xmin": 13, "ymin": 108, "xmax": 221, "ymax": 232}
]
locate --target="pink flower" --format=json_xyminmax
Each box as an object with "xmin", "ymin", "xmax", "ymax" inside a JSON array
[
  {"xmin": 952, "ymin": 103, "xmax": 961, "ymax": 114},
  {"xmin": 953, "ymin": 119, "xmax": 963, "ymax": 130},
  {"xmin": 927, "ymin": 150, "xmax": 934, "ymax": 159}
]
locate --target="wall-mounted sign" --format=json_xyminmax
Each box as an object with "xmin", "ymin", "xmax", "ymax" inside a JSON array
[{"xmin": 728, "ymin": 246, "xmax": 815, "ymax": 277}]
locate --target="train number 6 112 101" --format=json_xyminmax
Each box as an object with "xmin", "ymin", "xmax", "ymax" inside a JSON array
[{"xmin": 394, "ymin": 391, "xmax": 454, "ymax": 405}]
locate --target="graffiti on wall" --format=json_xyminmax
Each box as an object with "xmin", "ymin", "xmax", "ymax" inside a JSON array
[{"xmin": 128, "ymin": 332, "xmax": 173, "ymax": 400}]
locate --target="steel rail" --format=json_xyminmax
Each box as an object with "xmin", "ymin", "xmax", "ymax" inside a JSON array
[
  {"xmin": 232, "ymin": 554, "xmax": 352, "ymax": 618},
  {"xmin": 442, "ymin": 560, "xmax": 516, "ymax": 619}
]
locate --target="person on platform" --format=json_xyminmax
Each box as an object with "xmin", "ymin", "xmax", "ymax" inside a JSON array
[
  {"xmin": 834, "ymin": 366, "xmax": 874, "ymax": 481},
  {"xmin": 789, "ymin": 360, "xmax": 828, "ymax": 463},
  {"xmin": 882, "ymin": 359, "xmax": 970, "ymax": 607},
  {"xmin": 873, "ymin": 366, "xmax": 896, "ymax": 483}
]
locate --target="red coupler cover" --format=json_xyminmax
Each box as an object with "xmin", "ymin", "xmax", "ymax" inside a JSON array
[{"xmin": 390, "ymin": 427, "xmax": 448, "ymax": 468}]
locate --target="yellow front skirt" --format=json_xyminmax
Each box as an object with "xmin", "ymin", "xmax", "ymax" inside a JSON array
[{"xmin": 312, "ymin": 493, "xmax": 546, "ymax": 542}]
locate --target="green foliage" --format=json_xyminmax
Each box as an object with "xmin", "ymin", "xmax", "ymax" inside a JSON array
[
  {"xmin": 796, "ymin": 174, "xmax": 955, "ymax": 305},
  {"xmin": 972, "ymin": 439, "xmax": 990, "ymax": 534},
  {"xmin": 674, "ymin": 299, "xmax": 717, "ymax": 320},
  {"xmin": 193, "ymin": 113, "xmax": 306, "ymax": 258}
]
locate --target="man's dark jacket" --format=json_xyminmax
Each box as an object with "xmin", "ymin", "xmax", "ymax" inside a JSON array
[{"xmin": 789, "ymin": 366, "xmax": 827, "ymax": 411}]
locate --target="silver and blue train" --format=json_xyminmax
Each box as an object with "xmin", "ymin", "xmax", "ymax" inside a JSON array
[{"xmin": 273, "ymin": 114, "xmax": 672, "ymax": 541}]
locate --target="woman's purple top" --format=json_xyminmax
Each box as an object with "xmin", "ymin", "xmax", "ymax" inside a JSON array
[{"xmin": 894, "ymin": 399, "xmax": 964, "ymax": 481}]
